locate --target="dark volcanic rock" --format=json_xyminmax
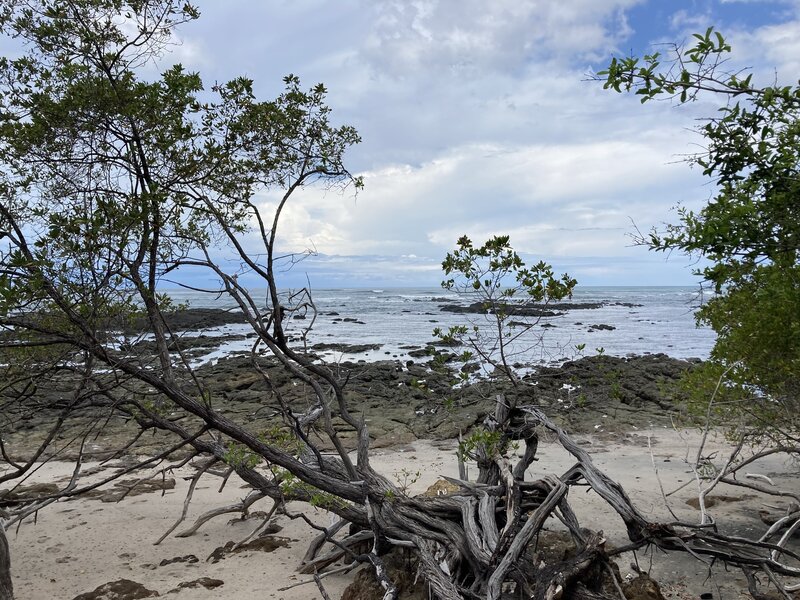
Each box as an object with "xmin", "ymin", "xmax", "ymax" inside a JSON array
[
  {"xmin": 206, "ymin": 536, "xmax": 291, "ymax": 563},
  {"xmin": 408, "ymin": 347, "xmax": 433, "ymax": 358},
  {"xmin": 429, "ymin": 338, "xmax": 463, "ymax": 347},
  {"xmin": 439, "ymin": 300, "xmax": 642, "ymax": 316},
  {"xmin": 518, "ymin": 354, "xmax": 697, "ymax": 432},
  {"xmin": 150, "ymin": 353, "xmax": 697, "ymax": 451},
  {"xmin": 311, "ymin": 343, "xmax": 382, "ymax": 353},
  {"xmin": 342, "ymin": 317, "xmax": 366, "ymax": 324},
  {"xmin": 622, "ymin": 574, "xmax": 666, "ymax": 600},
  {"xmin": 439, "ymin": 302, "xmax": 562, "ymax": 317},
  {"xmin": 158, "ymin": 555, "xmax": 198, "ymax": 567},
  {"xmin": 126, "ymin": 308, "xmax": 247, "ymax": 333},
  {"xmin": 167, "ymin": 578, "xmax": 224, "ymax": 593},
  {"xmin": 0, "ymin": 483, "xmax": 59, "ymax": 507},
  {"xmin": 5, "ymin": 342, "xmax": 698, "ymax": 459},
  {"xmin": 588, "ymin": 324, "xmax": 616, "ymax": 331},
  {"xmin": 122, "ymin": 334, "xmax": 245, "ymax": 355},
  {"xmin": 72, "ymin": 579, "xmax": 159, "ymax": 600}
]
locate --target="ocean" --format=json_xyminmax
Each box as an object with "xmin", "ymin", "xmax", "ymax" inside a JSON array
[{"xmin": 164, "ymin": 286, "xmax": 716, "ymax": 367}]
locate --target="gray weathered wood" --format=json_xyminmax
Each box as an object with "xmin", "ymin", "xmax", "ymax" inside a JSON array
[{"xmin": 0, "ymin": 519, "xmax": 12, "ymax": 600}]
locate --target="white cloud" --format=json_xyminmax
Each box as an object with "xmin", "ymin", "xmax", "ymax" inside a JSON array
[
  {"xmin": 258, "ymin": 129, "xmax": 705, "ymax": 268},
  {"xmin": 169, "ymin": 0, "xmax": 788, "ymax": 285},
  {"xmin": 732, "ymin": 19, "xmax": 800, "ymax": 76},
  {"xmin": 667, "ymin": 2, "xmax": 800, "ymax": 83},
  {"xmin": 361, "ymin": 0, "xmax": 643, "ymax": 78},
  {"xmin": 669, "ymin": 9, "xmax": 713, "ymax": 31}
]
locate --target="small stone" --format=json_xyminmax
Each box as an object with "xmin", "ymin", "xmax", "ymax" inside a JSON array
[
  {"xmin": 158, "ymin": 555, "xmax": 198, "ymax": 567},
  {"xmin": 166, "ymin": 578, "xmax": 224, "ymax": 594}
]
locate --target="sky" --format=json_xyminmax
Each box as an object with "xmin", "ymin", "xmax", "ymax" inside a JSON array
[{"xmin": 20, "ymin": 1, "xmax": 800, "ymax": 288}]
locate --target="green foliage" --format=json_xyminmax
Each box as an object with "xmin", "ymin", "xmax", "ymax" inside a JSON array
[
  {"xmin": 259, "ymin": 425, "xmax": 304, "ymax": 457},
  {"xmin": 600, "ymin": 29, "xmax": 800, "ymax": 437},
  {"xmin": 442, "ymin": 235, "xmax": 576, "ymax": 304},
  {"xmin": 223, "ymin": 441, "xmax": 261, "ymax": 470},
  {"xmin": 0, "ymin": 1, "xmax": 362, "ymax": 510},
  {"xmin": 0, "ymin": 0, "xmax": 360, "ymax": 337},
  {"xmin": 701, "ymin": 266, "xmax": 800, "ymax": 398},
  {"xmin": 600, "ymin": 28, "xmax": 733, "ymax": 103},
  {"xmin": 137, "ymin": 394, "xmax": 173, "ymax": 418},
  {"xmin": 673, "ymin": 361, "xmax": 750, "ymax": 430},
  {"xmin": 676, "ymin": 269, "xmax": 800, "ymax": 436},
  {"xmin": 440, "ymin": 235, "xmax": 576, "ymax": 383},
  {"xmin": 458, "ymin": 428, "xmax": 503, "ymax": 463},
  {"xmin": 392, "ymin": 468, "xmax": 421, "ymax": 494},
  {"xmin": 277, "ymin": 470, "xmax": 346, "ymax": 509}
]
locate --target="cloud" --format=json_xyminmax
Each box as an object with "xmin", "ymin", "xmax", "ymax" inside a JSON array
[
  {"xmin": 663, "ymin": 1, "xmax": 800, "ymax": 83},
  {"xmin": 669, "ymin": 9, "xmax": 714, "ymax": 31},
  {"xmin": 720, "ymin": 0, "xmax": 798, "ymax": 3},
  {"xmin": 257, "ymin": 129, "xmax": 705, "ymax": 268},
  {"xmin": 166, "ymin": 1, "xmax": 791, "ymax": 286},
  {"xmin": 731, "ymin": 19, "xmax": 800, "ymax": 76},
  {"xmin": 360, "ymin": 0, "xmax": 643, "ymax": 76}
]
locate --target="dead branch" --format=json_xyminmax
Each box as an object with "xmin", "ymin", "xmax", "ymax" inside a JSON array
[{"xmin": 155, "ymin": 457, "xmax": 219, "ymax": 544}]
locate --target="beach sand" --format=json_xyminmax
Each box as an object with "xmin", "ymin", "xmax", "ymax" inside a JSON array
[{"xmin": 5, "ymin": 427, "xmax": 797, "ymax": 599}]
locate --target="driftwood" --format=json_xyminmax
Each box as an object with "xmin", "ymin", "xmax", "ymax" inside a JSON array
[
  {"xmin": 0, "ymin": 511, "xmax": 11, "ymax": 600},
  {"xmin": 291, "ymin": 400, "xmax": 800, "ymax": 598}
]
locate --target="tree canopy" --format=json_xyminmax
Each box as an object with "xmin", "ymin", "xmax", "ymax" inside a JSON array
[
  {"xmin": 0, "ymin": 0, "xmax": 359, "ymax": 326},
  {"xmin": 599, "ymin": 28, "xmax": 800, "ymax": 438}
]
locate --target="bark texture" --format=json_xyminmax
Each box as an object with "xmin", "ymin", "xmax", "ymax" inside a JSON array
[{"xmin": 0, "ymin": 522, "xmax": 12, "ymax": 600}]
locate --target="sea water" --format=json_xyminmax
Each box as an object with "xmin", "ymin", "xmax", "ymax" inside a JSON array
[{"xmin": 163, "ymin": 286, "xmax": 716, "ymax": 366}]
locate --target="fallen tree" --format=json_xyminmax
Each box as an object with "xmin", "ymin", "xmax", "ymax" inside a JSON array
[
  {"xmin": 0, "ymin": 510, "xmax": 10, "ymax": 600},
  {"xmin": 0, "ymin": 3, "xmax": 799, "ymax": 599}
]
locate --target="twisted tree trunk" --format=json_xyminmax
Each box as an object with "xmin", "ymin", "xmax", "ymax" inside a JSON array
[{"xmin": 0, "ymin": 521, "xmax": 12, "ymax": 600}]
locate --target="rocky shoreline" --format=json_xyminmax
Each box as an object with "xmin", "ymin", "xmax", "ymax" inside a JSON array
[
  {"xmin": 1, "ymin": 306, "xmax": 704, "ymax": 460},
  {"xmin": 438, "ymin": 299, "xmax": 642, "ymax": 317},
  {"xmin": 5, "ymin": 341, "xmax": 698, "ymax": 459},
  {"xmin": 200, "ymin": 351, "xmax": 696, "ymax": 445}
]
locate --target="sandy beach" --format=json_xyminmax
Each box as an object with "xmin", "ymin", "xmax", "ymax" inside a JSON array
[{"xmin": 6, "ymin": 426, "xmax": 796, "ymax": 600}]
